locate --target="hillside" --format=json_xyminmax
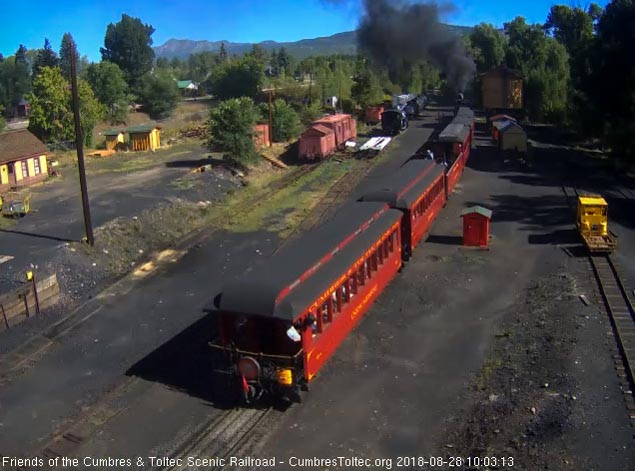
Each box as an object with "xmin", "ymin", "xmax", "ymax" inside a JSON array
[{"xmin": 153, "ymin": 26, "xmax": 473, "ymax": 60}]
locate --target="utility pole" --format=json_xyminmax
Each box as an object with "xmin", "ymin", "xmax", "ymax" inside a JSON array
[
  {"xmin": 268, "ymin": 88, "xmax": 273, "ymax": 144},
  {"xmin": 70, "ymin": 43, "xmax": 94, "ymax": 246}
]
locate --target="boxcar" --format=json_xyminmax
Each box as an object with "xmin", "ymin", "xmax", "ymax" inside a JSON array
[
  {"xmin": 313, "ymin": 114, "xmax": 356, "ymax": 148},
  {"xmin": 360, "ymin": 160, "xmax": 445, "ymax": 259},
  {"xmin": 207, "ymin": 202, "xmax": 403, "ymax": 403},
  {"xmin": 298, "ymin": 124, "xmax": 337, "ymax": 160}
]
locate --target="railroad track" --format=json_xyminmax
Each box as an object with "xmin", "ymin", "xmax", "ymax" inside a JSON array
[
  {"xmin": 589, "ymin": 254, "xmax": 635, "ymax": 429},
  {"xmin": 561, "ymin": 181, "xmax": 635, "ymax": 434},
  {"xmin": 282, "ymin": 157, "xmax": 377, "ymax": 245},
  {"xmin": 158, "ymin": 406, "xmax": 277, "ymax": 471}
]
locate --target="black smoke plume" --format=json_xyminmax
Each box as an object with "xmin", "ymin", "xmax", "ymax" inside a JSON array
[{"xmin": 355, "ymin": 0, "xmax": 475, "ymax": 91}]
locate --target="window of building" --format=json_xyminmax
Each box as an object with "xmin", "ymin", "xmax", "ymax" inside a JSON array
[
  {"xmin": 33, "ymin": 157, "xmax": 41, "ymax": 175},
  {"xmin": 21, "ymin": 161, "xmax": 28, "ymax": 178}
]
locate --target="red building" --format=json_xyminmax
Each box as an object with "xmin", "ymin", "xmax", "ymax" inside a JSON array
[{"xmin": 461, "ymin": 206, "xmax": 493, "ymax": 247}]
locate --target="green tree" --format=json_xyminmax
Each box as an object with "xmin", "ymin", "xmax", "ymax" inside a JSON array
[
  {"xmin": 76, "ymin": 79, "xmax": 106, "ymax": 147},
  {"xmin": 33, "ymin": 39, "xmax": 59, "ymax": 78},
  {"xmin": 59, "ymin": 33, "xmax": 79, "ymax": 80},
  {"xmin": 207, "ymin": 97, "xmax": 260, "ymax": 163},
  {"xmin": 27, "ymin": 66, "xmax": 104, "ymax": 146},
  {"xmin": 591, "ymin": 0, "xmax": 635, "ymax": 161},
  {"xmin": 219, "ymin": 43, "xmax": 228, "ymax": 63},
  {"xmin": 504, "ymin": 17, "xmax": 570, "ymax": 122},
  {"xmin": 247, "ymin": 44, "xmax": 267, "ymax": 65},
  {"xmin": 27, "ymin": 66, "xmax": 70, "ymax": 143},
  {"xmin": 101, "ymin": 14, "xmax": 155, "ymax": 89},
  {"xmin": 469, "ymin": 23, "xmax": 506, "ymax": 72},
  {"xmin": 187, "ymin": 51, "xmax": 217, "ymax": 83},
  {"xmin": 277, "ymin": 47, "xmax": 291, "ymax": 76},
  {"xmin": 260, "ymin": 98, "xmax": 301, "ymax": 142},
  {"xmin": 0, "ymin": 56, "xmax": 31, "ymax": 113},
  {"xmin": 137, "ymin": 72, "xmax": 179, "ymax": 118},
  {"xmin": 352, "ymin": 67, "xmax": 384, "ymax": 107},
  {"xmin": 15, "ymin": 45, "xmax": 27, "ymax": 64},
  {"xmin": 0, "ymin": 105, "xmax": 5, "ymax": 131},
  {"xmin": 85, "ymin": 61, "xmax": 129, "ymax": 123},
  {"xmin": 210, "ymin": 56, "xmax": 264, "ymax": 100}
]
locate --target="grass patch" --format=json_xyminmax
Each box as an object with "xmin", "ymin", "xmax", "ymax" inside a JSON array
[
  {"xmin": 170, "ymin": 177, "xmax": 197, "ymax": 191},
  {"xmin": 0, "ymin": 215, "xmax": 19, "ymax": 230},
  {"xmin": 222, "ymin": 159, "xmax": 357, "ymax": 235}
]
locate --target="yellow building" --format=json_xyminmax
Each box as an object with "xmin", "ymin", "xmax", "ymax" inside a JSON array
[
  {"xmin": 103, "ymin": 129, "xmax": 126, "ymax": 151},
  {"xmin": 0, "ymin": 129, "xmax": 49, "ymax": 192},
  {"xmin": 480, "ymin": 66, "xmax": 523, "ymax": 110},
  {"xmin": 128, "ymin": 125, "xmax": 161, "ymax": 152}
]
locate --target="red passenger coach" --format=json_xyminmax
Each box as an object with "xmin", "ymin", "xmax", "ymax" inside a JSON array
[
  {"xmin": 360, "ymin": 160, "xmax": 445, "ymax": 259},
  {"xmin": 206, "ymin": 202, "xmax": 403, "ymax": 403},
  {"xmin": 434, "ymin": 122, "xmax": 471, "ymax": 195}
]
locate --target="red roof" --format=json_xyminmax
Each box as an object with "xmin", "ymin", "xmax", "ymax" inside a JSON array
[
  {"xmin": 313, "ymin": 113, "xmax": 351, "ymax": 124},
  {"xmin": 489, "ymin": 114, "xmax": 517, "ymax": 122},
  {"xmin": 304, "ymin": 124, "xmax": 334, "ymax": 136}
]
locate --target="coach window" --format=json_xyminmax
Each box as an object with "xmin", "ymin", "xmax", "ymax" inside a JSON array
[
  {"xmin": 366, "ymin": 257, "xmax": 372, "ymax": 278},
  {"xmin": 357, "ymin": 264, "xmax": 365, "ymax": 286},
  {"xmin": 371, "ymin": 251, "xmax": 378, "ymax": 270},
  {"xmin": 321, "ymin": 300, "xmax": 332, "ymax": 324},
  {"xmin": 384, "ymin": 239, "xmax": 390, "ymax": 258},
  {"xmin": 334, "ymin": 289, "xmax": 342, "ymax": 313}
]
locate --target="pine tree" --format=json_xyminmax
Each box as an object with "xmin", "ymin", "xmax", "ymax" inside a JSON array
[
  {"xmin": 59, "ymin": 33, "xmax": 79, "ymax": 80},
  {"xmin": 15, "ymin": 45, "xmax": 27, "ymax": 64},
  {"xmin": 219, "ymin": 42, "xmax": 228, "ymax": 63},
  {"xmin": 33, "ymin": 38, "xmax": 59, "ymax": 77}
]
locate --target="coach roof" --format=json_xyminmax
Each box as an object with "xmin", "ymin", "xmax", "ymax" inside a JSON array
[
  {"xmin": 213, "ymin": 202, "xmax": 402, "ymax": 320},
  {"xmin": 438, "ymin": 123, "xmax": 470, "ymax": 143},
  {"xmin": 359, "ymin": 160, "xmax": 444, "ymax": 209}
]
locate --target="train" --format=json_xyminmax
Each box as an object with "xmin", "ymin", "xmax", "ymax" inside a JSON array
[{"xmin": 206, "ymin": 107, "xmax": 474, "ymax": 404}]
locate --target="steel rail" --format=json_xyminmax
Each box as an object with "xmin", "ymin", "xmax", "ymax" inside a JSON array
[{"xmin": 589, "ymin": 254, "xmax": 635, "ymax": 391}]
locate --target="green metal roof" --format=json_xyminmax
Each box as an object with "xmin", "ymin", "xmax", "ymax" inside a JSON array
[
  {"xmin": 126, "ymin": 125, "xmax": 160, "ymax": 133},
  {"xmin": 103, "ymin": 129, "xmax": 124, "ymax": 136},
  {"xmin": 460, "ymin": 206, "xmax": 492, "ymax": 219},
  {"xmin": 177, "ymin": 80, "xmax": 193, "ymax": 89}
]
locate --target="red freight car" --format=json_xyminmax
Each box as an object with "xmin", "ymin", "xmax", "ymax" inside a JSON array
[
  {"xmin": 207, "ymin": 202, "xmax": 403, "ymax": 403},
  {"xmin": 360, "ymin": 160, "xmax": 446, "ymax": 259},
  {"xmin": 312, "ymin": 114, "xmax": 357, "ymax": 148},
  {"xmin": 298, "ymin": 125, "xmax": 337, "ymax": 160}
]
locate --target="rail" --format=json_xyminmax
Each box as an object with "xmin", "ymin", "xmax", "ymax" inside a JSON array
[{"xmin": 589, "ymin": 255, "xmax": 635, "ymax": 394}]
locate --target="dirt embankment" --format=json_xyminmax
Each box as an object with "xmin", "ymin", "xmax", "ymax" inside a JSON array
[{"xmin": 439, "ymin": 264, "xmax": 635, "ymax": 470}]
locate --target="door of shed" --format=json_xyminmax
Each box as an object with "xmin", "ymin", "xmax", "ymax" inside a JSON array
[{"xmin": 460, "ymin": 206, "xmax": 493, "ymax": 247}]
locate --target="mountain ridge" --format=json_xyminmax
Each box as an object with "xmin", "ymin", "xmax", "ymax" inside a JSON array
[{"xmin": 153, "ymin": 27, "xmax": 473, "ymax": 60}]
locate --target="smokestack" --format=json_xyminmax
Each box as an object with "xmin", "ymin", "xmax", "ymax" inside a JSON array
[{"xmin": 356, "ymin": 0, "xmax": 475, "ymax": 92}]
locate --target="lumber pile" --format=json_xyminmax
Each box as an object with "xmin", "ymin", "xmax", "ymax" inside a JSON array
[{"xmin": 179, "ymin": 125, "xmax": 207, "ymax": 139}]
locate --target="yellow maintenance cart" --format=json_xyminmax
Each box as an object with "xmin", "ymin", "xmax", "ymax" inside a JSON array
[
  {"xmin": 0, "ymin": 193, "xmax": 31, "ymax": 218},
  {"xmin": 576, "ymin": 194, "xmax": 616, "ymax": 253}
]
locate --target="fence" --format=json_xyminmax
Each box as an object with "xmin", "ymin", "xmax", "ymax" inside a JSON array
[{"xmin": 0, "ymin": 273, "xmax": 60, "ymax": 332}]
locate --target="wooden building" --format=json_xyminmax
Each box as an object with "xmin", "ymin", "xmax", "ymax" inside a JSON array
[
  {"xmin": 497, "ymin": 121, "xmax": 527, "ymax": 153},
  {"xmin": 480, "ymin": 66, "xmax": 523, "ymax": 111},
  {"xmin": 0, "ymin": 129, "xmax": 49, "ymax": 191},
  {"xmin": 103, "ymin": 129, "xmax": 126, "ymax": 151},
  {"xmin": 128, "ymin": 125, "xmax": 161, "ymax": 152}
]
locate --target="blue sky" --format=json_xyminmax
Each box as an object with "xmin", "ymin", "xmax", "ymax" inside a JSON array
[{"xmin": 0, "ymin": 0, "xmax": 610, "ymax": 61}]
